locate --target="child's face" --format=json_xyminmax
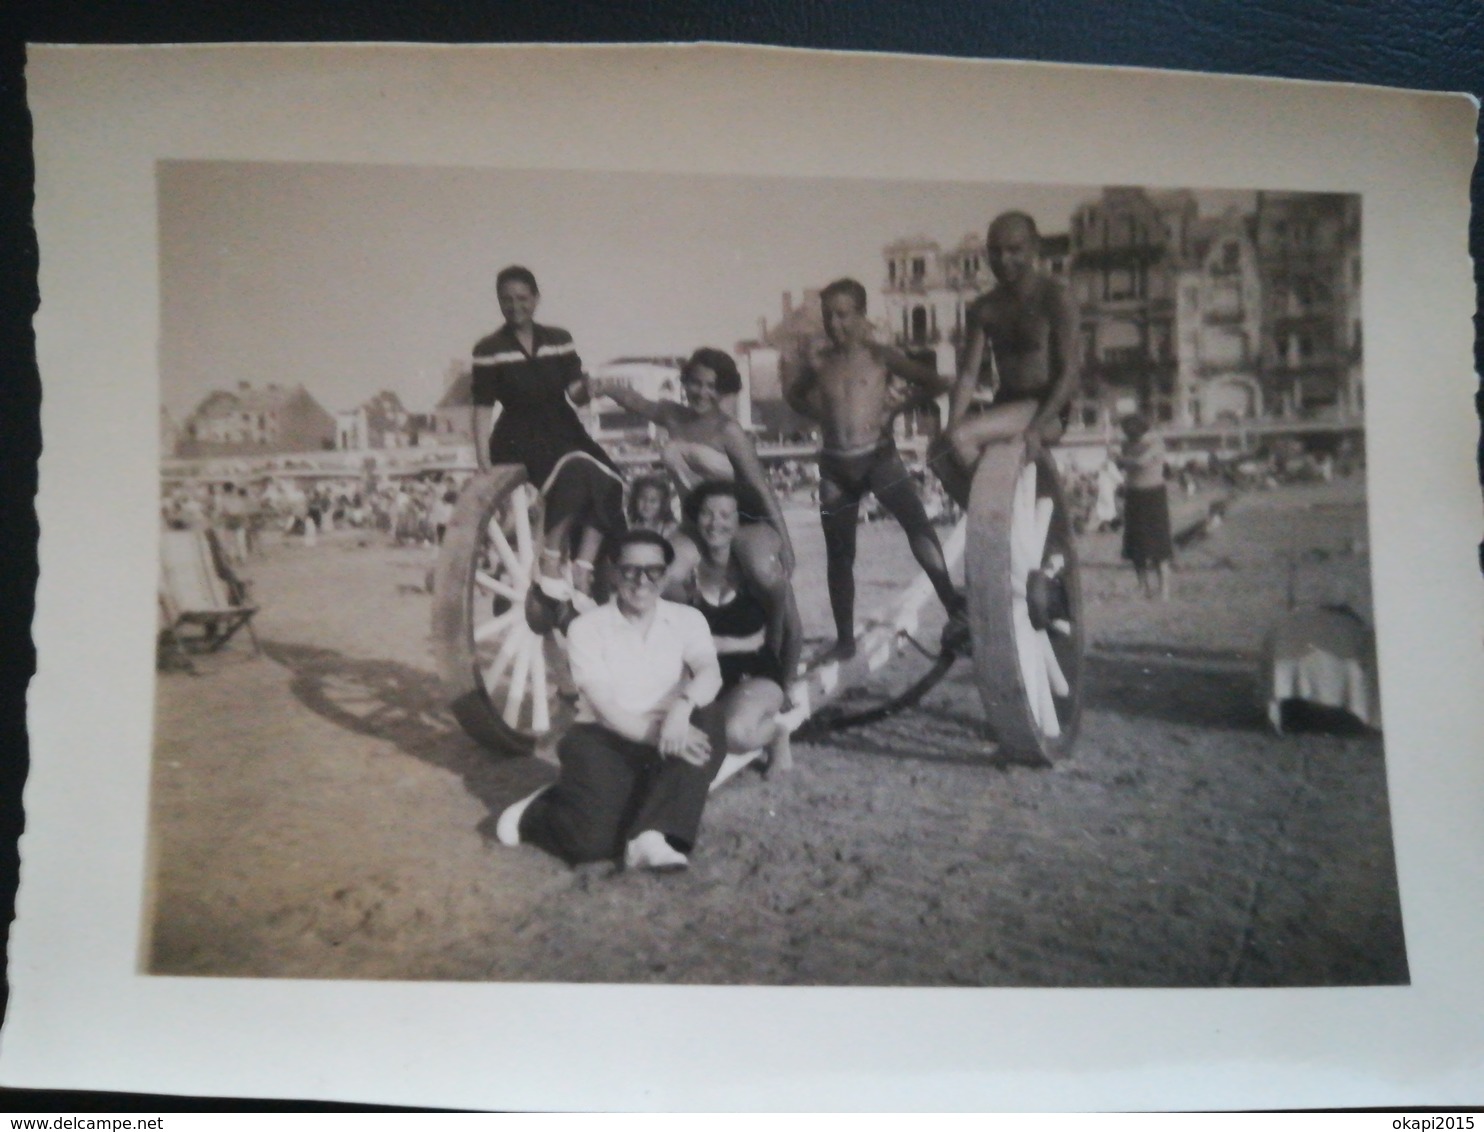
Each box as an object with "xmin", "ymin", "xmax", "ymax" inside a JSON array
[
  {"xmin": 497, "ymin": 280, "xmax": 539, "ymax": 330},
  {"xmin": 636, "ymin": 486, "xmax": 664, "ymax": 521},
  {"xmin": 822, "ymin": 293, "xmax": 867, "ymax": 345}
]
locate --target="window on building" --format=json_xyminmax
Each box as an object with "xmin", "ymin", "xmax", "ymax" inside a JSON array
[
  {"xmin": 888, "ymin": 261, "xmax": 896, "ymax": 284},
  {"xmin": 1107, "ymin": 268, "xmax": 1135, "ymax": 300},
  {"xmin": 911, "ymin": 307, "xmax": 928, "ymax": 344},
  {"xmin": 911, "ymin": 258, "xmax": 925, "ymax": 280}
]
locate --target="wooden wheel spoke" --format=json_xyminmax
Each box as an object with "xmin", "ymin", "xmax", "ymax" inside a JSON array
[
  {"xmin": 434, "ymin": 468, "xmax": 565, "ymax": 755},
  {"xmin": 529, "ymin": 637, "xmax": 550, "ymax": 733},
  {"xmin": 1009, "ymin": 464, "xmax": 1041, "ymax": 579},
  {"xmin": 511, "ymin": 484, "xmax": 536, "ymax": 573},
  {"xmin": 503, "ymin": 631, "xmax": 533, "ymax": 728},
  {"xmin": 1032, "ymin": 496, "xmax": 1055, "ymax": 568},
  {"xmin": 473, "ymin": 604, "xmax": 521, "ymax": 645},
  {"xmin": 486, "ymin": 515, "xmax": 526, "ymax": 583},
  {"xmin": 474, "ymin": 570, "xmax": 523, "ymax": 602},
  {"xmin": 1040, "ymin": 632, "xmax": 1071, "ymax": 698},
  {"xmin": 483, "ymin": 624, "xmax": 524, "ymax": 692}
]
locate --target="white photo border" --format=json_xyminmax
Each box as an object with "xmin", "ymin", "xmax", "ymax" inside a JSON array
[{"xmin": 8, "ymin": 44, "xmax": 1482, "ymax": 1110}]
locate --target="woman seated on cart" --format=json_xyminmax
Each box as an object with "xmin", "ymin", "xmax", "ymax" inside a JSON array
[
  {"xmin": 671, "ymin": 480, "xmax": 802, "ymax": 770},
  {"xmin": 470, "ymin": 265, "xmax": 626, "ymax": 596},
  {"xmin": 594, "ymin": 347, "xmax": 797, "ymax": 590}
]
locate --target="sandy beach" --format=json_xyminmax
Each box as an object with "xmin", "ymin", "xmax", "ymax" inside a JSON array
[{"xmin": 147, "ymin": 471, "xmax": 1404, "ymax": 986}]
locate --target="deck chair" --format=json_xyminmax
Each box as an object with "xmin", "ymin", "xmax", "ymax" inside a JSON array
[{"xmin": 158, "ymin": 528, "xmax": 260, "ymax": 669}]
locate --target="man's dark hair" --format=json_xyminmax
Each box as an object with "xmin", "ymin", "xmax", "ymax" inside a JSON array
[
  {"xmin": 988, "ymin": 211, "xmax": 1040, "ymax": 243},
  {"xmin": 820, "ymin": 277, "xmax": 868, "ymax": 314},
  {"xmin": 604, "ymin": 527, "xmax": 676, "ymax": 566},
  {"xmin": 682, "ymin": 347, "xmax": 743, "ymax": 395},
  {"xmin": 496, "ymin": 264, "xmax": 540, "ymax": 294}
]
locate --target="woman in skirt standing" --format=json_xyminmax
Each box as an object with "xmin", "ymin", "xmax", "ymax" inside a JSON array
[{"xmin": 1118, "ymin": 413, "xmax": 1173, "ymax": 600}]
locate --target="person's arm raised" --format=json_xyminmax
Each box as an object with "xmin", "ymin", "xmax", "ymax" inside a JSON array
[{"xmin": 591, "ymin": 378, "xmax": 682, "ymax": 429}]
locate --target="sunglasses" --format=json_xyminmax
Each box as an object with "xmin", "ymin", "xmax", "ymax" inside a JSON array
[{"xmin": 615, "ymin": 564, "xmax": 667, "ymax": 584}]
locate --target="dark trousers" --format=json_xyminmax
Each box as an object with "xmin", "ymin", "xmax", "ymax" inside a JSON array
[
  {"xmin": 520, "ymin": 715, "xmax": 726, "ymax": 866},
  {"xmin": 818, "ymin": 441, "xmax": 958, "ymax": 641}
]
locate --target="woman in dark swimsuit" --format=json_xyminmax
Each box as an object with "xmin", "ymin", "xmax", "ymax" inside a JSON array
[
  {"xmin": 675, "ymin": 480, "xmax": 801, "ymax": 765},
  {"xmin": 470, "ymin": 265, "xmax": 625, "ymax": 593}
]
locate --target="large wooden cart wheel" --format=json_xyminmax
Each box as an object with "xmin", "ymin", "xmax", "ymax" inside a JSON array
[
  {"xmin": 432, "ymin": 467, "xmax": 572, "ymax": 756},
  {"xmin": 965, "ymin": 442, "xmax": 1084, "ymax": 765}
]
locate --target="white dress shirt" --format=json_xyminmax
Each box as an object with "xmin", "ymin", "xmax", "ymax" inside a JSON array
[{"xmin": 566, "ymin": 599, "xmax": 722, "ymax": 738}]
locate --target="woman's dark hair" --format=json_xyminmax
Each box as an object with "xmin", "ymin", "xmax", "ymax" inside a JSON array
[
  {"xmin": 604, "ymin": 527, "xmax": 675, "ymax": 566},
  {"xmin": 1120, "ymin": 412, "xmax": 1151, "ymax": 439},
  {"xmin": 495, "ymin": 265, "xmax": 539, "ymax": 294},
  {"xmin": 682, "ymin": 478, "xmax": 768, "ymax": 530},
  {"xmin": 626, "ymin": 474, "xmax": 673, "ymax": 525},
  {"xmin": 681, "ymin": 347, "xmax": 742, "ymax": 396}
]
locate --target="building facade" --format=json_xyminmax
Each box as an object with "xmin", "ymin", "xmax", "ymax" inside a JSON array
[
  {"xmin": 1067, "ymin": 188, "xmax": 1200, "ymax": 424},
  {"xmin": 335, "ymin": 390, "xmax": 422, "ymax": 450},
  {"xmin": 1171, "ymin": 209, "xmax": 1265, "ymax": 426},
  {"xmin": 1253, "ymin": 191, "xmax": 1362, "ymax": 416},
  {"xmin": 178, "ymin": 382, "xmax": 336, "ymax": 457}
]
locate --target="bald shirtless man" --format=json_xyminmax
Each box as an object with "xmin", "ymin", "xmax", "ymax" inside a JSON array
[
  {"xmin": 783, "ymin": 278, "xmax": 964, "ymax": 662},
  {"xmin": 931, "ymin": 211, "xmax": 1080, "ymax": 508}
]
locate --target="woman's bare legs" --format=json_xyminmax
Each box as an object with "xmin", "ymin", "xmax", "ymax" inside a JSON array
[{"xmin": 719, "ymin": 677, "xmax": 791, "ymax": 772}]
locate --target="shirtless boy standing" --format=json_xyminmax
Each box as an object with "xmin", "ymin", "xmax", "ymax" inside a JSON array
[
  {"xmin": 932, "ymin": 211, "xmax": 1080, "ymax": 507},
  {"xmin": 783, "ymin": 278, "xmax": 964, "ymax": 662}
]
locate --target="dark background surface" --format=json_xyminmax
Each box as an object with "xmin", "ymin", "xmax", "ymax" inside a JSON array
[{"xmin": 2, "ymin": 0, "xmax": 1480, "ymax": 1114}]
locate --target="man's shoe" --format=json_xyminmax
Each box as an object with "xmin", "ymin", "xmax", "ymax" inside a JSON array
[
  {"xmin": 624, "ymin": 829, "xmax": 689, "ymax": 873},
  {"xmin": 495, "ymin": 785, "xmax": 549, "ymax": 847},
  {"xmin": 941, "ymin": 606, "xmax": 972, "ymax": 656}
]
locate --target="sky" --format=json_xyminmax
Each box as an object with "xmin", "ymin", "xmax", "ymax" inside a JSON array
[{"xmin": 158, "ymin": 161, "xmax": 1255, "ymax": 422}]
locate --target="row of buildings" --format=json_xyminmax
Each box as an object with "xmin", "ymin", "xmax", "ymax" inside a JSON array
[
  {"xmin": 166, "ymin": 188, "xmax": 1361, "ymax": 459},
  {"xmin": 165, "ymin": 374, "xmax": 473, "ymax": 459},
  {"xmin": 865, "ymin": 188, "xmax": 1362, "ymax": 429}
]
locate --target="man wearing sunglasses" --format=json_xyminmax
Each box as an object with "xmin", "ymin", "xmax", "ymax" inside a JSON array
[{"xmin": 496, "ymin": 529, "xmax": 725, "ymax": 872}]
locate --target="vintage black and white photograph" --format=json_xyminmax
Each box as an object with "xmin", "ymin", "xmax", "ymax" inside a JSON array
[
  {"xmin": 148, "ymin": 161, "xmax": 1403, "ymax": 987},
  {"xmin": 12, "ymin": 42, "xmax": 1481, "ymax": 1111}
]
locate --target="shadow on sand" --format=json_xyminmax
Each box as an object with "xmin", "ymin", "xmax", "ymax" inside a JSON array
[{"xmin": 260, "ymin": 641, "xmax": 552, "ymax": 842}]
